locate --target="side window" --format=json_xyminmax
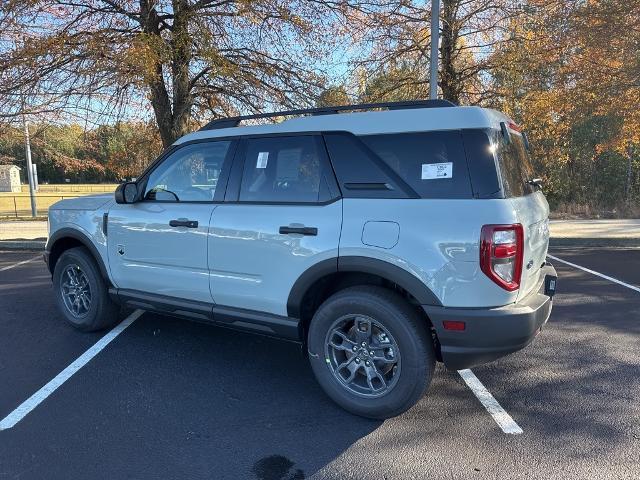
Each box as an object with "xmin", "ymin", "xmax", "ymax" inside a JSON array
[
  {"xmin": 239, "ymin": 136, "xmax": 330, "ymax": 203},
  {"xmin": 360, "ymin": 131, "xmax": 472, "ymax": 199},
  {"xmin": 462, "ymin": 129, "xmax": 501, "ymax": 198},
  {"xmin": 489, "ymin": 129, "xmax": 536, "ymax": 197},
  {"xmin": 323, "ymin": 132, "xmax": 413, "ymax": 199},
  {"xmin": 144, "ymin": 141, "xmax": 231, "ymax": 202}
]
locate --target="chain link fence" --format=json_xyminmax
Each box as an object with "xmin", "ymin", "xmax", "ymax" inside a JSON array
[{"xmin": 0, "ymin": 185, "xmax": 117, "ymax": 218}]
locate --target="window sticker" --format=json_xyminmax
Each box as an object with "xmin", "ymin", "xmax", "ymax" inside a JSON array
[
  {"xmin": 276, "ymin": 148, "xmax": 302, "ymax": 180},
  {"xmin": 421, "ymin": 162, "xmax": 452, "ymax": 180},
  {"xmin": 256, "ymin": 152, "xmax": 269, "ymax": 169}
]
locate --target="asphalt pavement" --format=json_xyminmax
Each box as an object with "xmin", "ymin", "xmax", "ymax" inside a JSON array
[{"xmin": 0, "ymin": 248, "xmax": 638, "ymax": 479}]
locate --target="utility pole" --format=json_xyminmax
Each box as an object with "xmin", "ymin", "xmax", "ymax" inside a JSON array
[
  {"xmin": 430, "ymin": 0, "xmax": 440, "ymax": 100},
  {"xmin": 15, "ymin": 7, "xmax": 37, "ymax": 217},
  {"xmin": 23, "ymin": 117, "xmax": 37, "ymax": 217}
]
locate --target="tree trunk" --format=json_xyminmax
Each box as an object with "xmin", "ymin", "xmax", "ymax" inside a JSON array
[
  {"xmin": 169, "ymin": 0, "xmax": 193, "ymax": 144},
  {"xmin": 439, "ymin": 0, "xmax": 460, "ymax": 104},
  {"xmin": 139, "ymin": 0, "xmax": 193, "ymax": 148},
  {"xmin": 625, "ymin": 144, "xmax": 634, "ymax": 207}
]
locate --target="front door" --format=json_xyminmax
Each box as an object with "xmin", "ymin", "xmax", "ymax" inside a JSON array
[
  {"xmin": 209, "ymin": 134, "xmax": 342, "ymax": 316},
  {"xmin": 108, "ymin": 140, "xmax": 235, "ymax": 303}
]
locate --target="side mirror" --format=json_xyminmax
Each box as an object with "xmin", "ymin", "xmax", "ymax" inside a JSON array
[{"xmin": 115, "ymin": 182, "xmax": 139, "ymax": 204}]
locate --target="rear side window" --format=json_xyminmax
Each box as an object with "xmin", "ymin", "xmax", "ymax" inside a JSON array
[
  {"xmin": 490, "ymin": 129, "xmax": 536, "ymax": 197},
  {"xmin": 323, "ymin": 132, "xmax": 415, "ymax": 199},
  {"xmin": 462, "ymin": 129, "xmax": 501, "ymax": 198},
  {"xmin": 360, "ymin": 131, "xmax": 472, "ymax": 199},
  {"xmin": 239, "ymin": 136, "xmax": 332, "ymax": 203}
]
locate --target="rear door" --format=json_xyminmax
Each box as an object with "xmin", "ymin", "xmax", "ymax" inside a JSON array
[
  {"xmin": 107, "ymin": 139, "xmax": 235, "ymax": 303},
  {"xmin": 492, "ymin": 127, "xmax": 550, "ymax": 299},
  {"xmin": 208, "ymin": 134, "xmax": 342, "ymax": 317}
]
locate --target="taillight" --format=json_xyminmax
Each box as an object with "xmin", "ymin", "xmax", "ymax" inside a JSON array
[{"xmin": 480, "ymin": 224, "xmax": 524, "ymax": 291}]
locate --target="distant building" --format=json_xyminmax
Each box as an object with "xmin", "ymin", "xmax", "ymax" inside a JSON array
[{"xmin": 0, "ymin": 165, "xmax": 21, "ymax": 192}]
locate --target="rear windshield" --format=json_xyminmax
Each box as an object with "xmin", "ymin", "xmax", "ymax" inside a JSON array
[
  {"xmin": 359, "ymin": 131, "xmax": 472, "ymax": 199},
  {"xmin": 491, "ymin": 129, "xmax": 536, "ymax": 197}
]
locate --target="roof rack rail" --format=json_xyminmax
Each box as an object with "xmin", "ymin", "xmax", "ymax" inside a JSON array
[{"xmin": 200, "ymin": 99, "xmax": 456, "ymax": 131}]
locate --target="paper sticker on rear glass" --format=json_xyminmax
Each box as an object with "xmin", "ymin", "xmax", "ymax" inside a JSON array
[{"xmin": 422, "ymin": 162, "xmax": 453, "ymax": 180}]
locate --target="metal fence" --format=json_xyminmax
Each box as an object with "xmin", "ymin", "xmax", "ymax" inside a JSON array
[
  {"xmin": 20, "ymin": 184, "xmax": 117, "ymax": 193},
  {"xmin": 0, "ymin": 194, "xmax": 78, "ymax": 218},
  {"xmin": 0, "ymin": 184, "xmax": 117, "ymax": 218}
]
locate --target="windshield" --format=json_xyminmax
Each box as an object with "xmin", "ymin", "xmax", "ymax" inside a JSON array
[{"xmin": 491, "ymin": 129, "xmax": 536, "ymax": 197}]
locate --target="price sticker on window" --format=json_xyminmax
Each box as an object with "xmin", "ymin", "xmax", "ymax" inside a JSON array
[
  {"xmin": 421, "ymin": 162, "xmax": 452, "ymax": 180},
  {"xmin": 256, "ymin": 152, "xmax": 269, "ymax": 169}
]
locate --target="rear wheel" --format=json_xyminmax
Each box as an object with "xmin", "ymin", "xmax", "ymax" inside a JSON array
[
  {"xmin": 53, "ymin": 247, "xmax": 120, "ymax": 332},
  {"xmin": 308, "ymin": 286, "xmax": 435, "ymax": 419}
]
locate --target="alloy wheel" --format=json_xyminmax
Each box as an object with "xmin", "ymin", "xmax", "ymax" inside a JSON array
[
  {"xmin": 60, "ymin": 264, "xmax": 92, "ymax": 317},
  {"xmin": 324, "ymin": 314, "xmax": 401, "ymax": 398}
]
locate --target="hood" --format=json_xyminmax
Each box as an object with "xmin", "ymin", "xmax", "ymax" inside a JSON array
[{"xmin": 49, "ymin": 193, "xmax": 114, "ymax": 211}]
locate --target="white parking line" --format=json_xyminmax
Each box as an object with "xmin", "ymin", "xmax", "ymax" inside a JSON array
[
  {"xmin": 547, "ymin": 254, "xmax": 640, "ymax": 293},
  {"xmin": 458, "ymin": 369, "xmax": 523, "ymax": 435},
  {"xmin": 0, "ymin": 309, "xmax": 144, "ymax": 431},
  {"xmin": 0, "ymin": 255, "xmax": 41, "ymax": 272}
]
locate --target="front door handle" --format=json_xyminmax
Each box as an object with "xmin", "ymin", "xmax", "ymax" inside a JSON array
[
  {"xmin": 169, "ymin": 219, "xmax": 199, "ymax": 228},
  {"xmin": 279, "ymin": 226, "xmax": 318, "ymax": 236}
]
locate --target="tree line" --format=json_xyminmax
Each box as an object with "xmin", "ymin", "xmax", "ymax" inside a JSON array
[
  {"xmin": 0, "ymin": 0, "xmax": 638, "ymax": 215},
  {"xmin": 0, "ymin": 122, "xmax": 161, "ymax": 183}
]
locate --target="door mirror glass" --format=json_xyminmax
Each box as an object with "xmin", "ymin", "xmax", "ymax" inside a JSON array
[{"xmin": 115, "ymin": 182, "xmax": 138, "ymax": 204}]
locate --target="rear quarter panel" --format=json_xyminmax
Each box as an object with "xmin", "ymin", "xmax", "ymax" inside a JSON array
[{"xmin": 340, "ymin": 198, "xmax": 521, "ymax": 307}]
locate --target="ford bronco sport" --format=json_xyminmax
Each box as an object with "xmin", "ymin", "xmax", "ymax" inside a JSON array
[{"xmin": 45, "ymin": 100, "xmax": 557, "ymax": 419}]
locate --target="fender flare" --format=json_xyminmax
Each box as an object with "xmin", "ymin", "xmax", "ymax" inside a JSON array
[
  {"xmin": 46, "ymin": 227, "xmax": 110, "ymax": 282},
  {"xmin": 287, "ymin": 255, "xmax": 442, "ymax": 318}
]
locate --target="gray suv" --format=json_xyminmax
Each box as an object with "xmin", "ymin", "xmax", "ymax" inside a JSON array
[{"xmin": 44, "ymin": 100, "xmax": 557, "ymax": 419}]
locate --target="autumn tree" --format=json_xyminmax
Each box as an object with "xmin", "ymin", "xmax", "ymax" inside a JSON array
[
  {"xmin": 490, "ymin": 0, "xmax": 640, "ymax": 212},
  {"xmin": 316, "ymin": 86, "xmax": 351, "ymax": 107},
  {"xmin": 350, "ymin": 0, "xmax": 522, "ymax": 104},
  {"xmin": 0, "ymin": 121, "xmax": 162, "ymax": 182},
  {"xmin": 0, "ymin": 0, "xmax": 383, "ymax": 147},
  {"xmin": 90, "ymin": 122, "xmax": 163, "ymax": 179}
]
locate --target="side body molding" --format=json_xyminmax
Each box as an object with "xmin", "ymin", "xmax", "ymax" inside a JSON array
[
  {"xmin": 45, "ymin": 227, "xmax": 110, "ymax": 282},
  {"xmin": 287, "ymin": 255, "xmax": 442, "ymax": 318}
]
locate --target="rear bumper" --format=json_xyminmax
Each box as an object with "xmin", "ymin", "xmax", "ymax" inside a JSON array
[{"xmin": 423, "ymin": 264, "xmax": 557, "ymax": 370}]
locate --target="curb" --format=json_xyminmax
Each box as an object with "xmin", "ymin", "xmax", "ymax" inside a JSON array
[{"xmin": 0, "ymin": 240, "xmax": 46, "ymax": 251}]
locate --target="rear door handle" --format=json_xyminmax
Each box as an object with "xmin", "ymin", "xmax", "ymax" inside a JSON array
[
  {"xmin": 279, "ymin": 226, "xmax": 318, "ymax": 236},
  {"xmin": 169, "ymin": 219, "xmax": 199, "ymax": 228}
]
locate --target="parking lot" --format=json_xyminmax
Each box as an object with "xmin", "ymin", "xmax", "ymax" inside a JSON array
[{"xmin": 0, "ymin": 247, "xmax": 638, "ymax": 479}]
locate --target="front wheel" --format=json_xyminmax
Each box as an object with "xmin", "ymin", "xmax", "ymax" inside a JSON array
[
  {"xmin": 307, "ymin": 286, "xmax": 435, "ymax": 419},
  {"xmin": 53, "ymin": 246, "xmax": 120, "ymax": 332}
]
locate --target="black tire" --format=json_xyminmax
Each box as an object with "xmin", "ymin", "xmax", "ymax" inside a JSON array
[
  {"xmin": 307, "ymin": 286, "xmax": 436, "ymax": 419},
  {"xmin": 53, "ymin": 246, "xmax": 120, "ymax": 332}
]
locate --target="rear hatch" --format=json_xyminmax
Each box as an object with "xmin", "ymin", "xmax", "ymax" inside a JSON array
[
  {"xmin": 511, "ymin": 192, "xmax": 549, "ymax": 299},
  {"xmin": 492, "ymin": 124, "xmax": 550, "ymax": 300}
]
